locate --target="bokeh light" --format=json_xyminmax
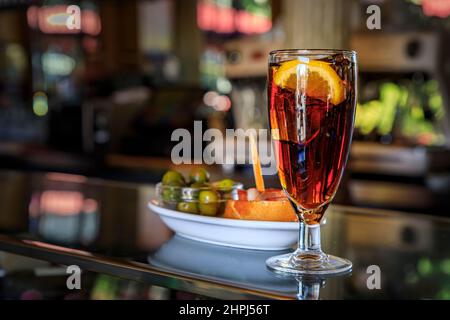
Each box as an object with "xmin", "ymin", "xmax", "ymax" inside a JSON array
[{"xmin": 32, "ymin": 92, "xmax": 49, "ymax": 117}]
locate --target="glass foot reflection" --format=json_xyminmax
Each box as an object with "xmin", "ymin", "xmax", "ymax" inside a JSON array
[
  {"xmin": 296, "ymin": 276, "xmax": 326, "ymax": 300},
  {"xmin": 266, "ymin": 252, "xmax": 352, "ymax": 275}
]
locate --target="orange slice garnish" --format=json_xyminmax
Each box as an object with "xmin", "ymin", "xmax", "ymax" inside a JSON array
[{"xmin": 273, "ymin": 59, "xmax": 345, "ymax": 105}]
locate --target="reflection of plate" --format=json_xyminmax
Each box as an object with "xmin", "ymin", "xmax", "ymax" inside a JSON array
[
  {"xmin": 148, "ymin": 201, "xmax": 298, "ymax": 250},
  {"xmin": 148, "ymin": 235, "xmax": 298, "ymax": 296}
]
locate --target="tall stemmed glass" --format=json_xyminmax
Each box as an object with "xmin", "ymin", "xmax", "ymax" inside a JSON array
[{"xmin": 266, "ymin": 49, "xmax": 357, "ymax": 274}]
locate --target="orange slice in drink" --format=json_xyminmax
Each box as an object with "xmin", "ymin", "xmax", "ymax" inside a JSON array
[{"xmin": 273, "ymin": 59, "xmax": 345, "ymax": 105}]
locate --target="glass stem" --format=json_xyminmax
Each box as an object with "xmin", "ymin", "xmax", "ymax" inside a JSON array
[
  {"xmin": 290, "ymin": 220, "xmax": 326, "ymax": 266},
  {"xmin": 298, "ymin": 222, "xmax": 321, "ymax": 253}
]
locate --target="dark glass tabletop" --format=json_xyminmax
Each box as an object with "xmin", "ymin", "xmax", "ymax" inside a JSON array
[{"xmin": 0, "ymin": 169, "xmax": 448, "ymax": 299}]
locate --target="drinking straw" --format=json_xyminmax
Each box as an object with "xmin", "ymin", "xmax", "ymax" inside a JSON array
[{"xmin": 250, "ymin": 132, "xmax": 265, "ymax": 193}]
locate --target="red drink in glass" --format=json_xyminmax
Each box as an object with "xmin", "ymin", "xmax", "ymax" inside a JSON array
[
  {"xmin": 266, "ymin": 50, "xmax": 357, "ymax": 275},
  {"xmin": 269, "ymin": 63, "xmax": 356, "ymax": 223}
]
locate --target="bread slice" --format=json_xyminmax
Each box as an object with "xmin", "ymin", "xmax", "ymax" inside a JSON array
[{"xmin": 223, "ymin": 199, "xmax": 298, "ymax": 222}]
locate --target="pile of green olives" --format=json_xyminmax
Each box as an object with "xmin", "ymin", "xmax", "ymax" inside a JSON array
[{"xmin": 160, "ymin": 168, "xmax": 237, "ymax": 217}]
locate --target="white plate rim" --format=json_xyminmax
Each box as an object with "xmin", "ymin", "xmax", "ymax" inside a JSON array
[{"xmin": 148, "ymin": 200, "xmax": 298, "ymax": 230}]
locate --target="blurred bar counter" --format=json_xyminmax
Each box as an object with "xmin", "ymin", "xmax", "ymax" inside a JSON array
[{"xmin": 0, "ymin": 169, "xmax": 449, "ymax": 300}]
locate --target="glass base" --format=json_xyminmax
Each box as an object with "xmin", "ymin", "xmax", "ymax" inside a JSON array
[{"xmin": 266, "ymin": 252, "xmax": 352, "ymax": 275}]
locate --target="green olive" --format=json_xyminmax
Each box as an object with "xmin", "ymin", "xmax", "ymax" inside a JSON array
[
  {"xmin": 216, "ymin": 179, "xmax": 235, "ymax": 190},
  {"xmin": 162, "ymin": 186, "xmax": 181, "ymax": 202},
  {"xmin": 198, "ymin": 190, "xmax": 219, "ymax": 216},
  {"xmin": 198, "ymin": 203, "xmax": 218, "ymax": 216},
  {"xmin": 162, "ymin": 170, "xmax": 185, "ymax": 186},
  {"xmin": 199, "ymin": 190, "xmax": 218, "ymax": 204},
  {"xmin": 177, "ymin": 202, "xmax": 198, "ymax": 214},
  {"xmin": 189, "ymin": 168, "xmax": 210, "ymax": 184}
]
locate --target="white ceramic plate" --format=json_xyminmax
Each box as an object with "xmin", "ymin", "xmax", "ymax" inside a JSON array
[{"xmin": 148, "ymin": 200, "xmax": 298, "ymax": 250}]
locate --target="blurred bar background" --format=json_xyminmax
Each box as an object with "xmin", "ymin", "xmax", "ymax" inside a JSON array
[{"xmin": 0, "ymin": 0, "xmax": 449, "ymax": 216}]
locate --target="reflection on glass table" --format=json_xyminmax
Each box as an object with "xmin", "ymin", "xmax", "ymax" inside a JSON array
[
  {"xmin": 0, "ymin": 251, "xmax": 173, "ymax": 300},
  {"xmin": 149, "ymin": 236, "xmax": 356, "ymax": 300},
  {"xmin": 149, "ymin": 235, "xmax": 297, "ymax": 297}
]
